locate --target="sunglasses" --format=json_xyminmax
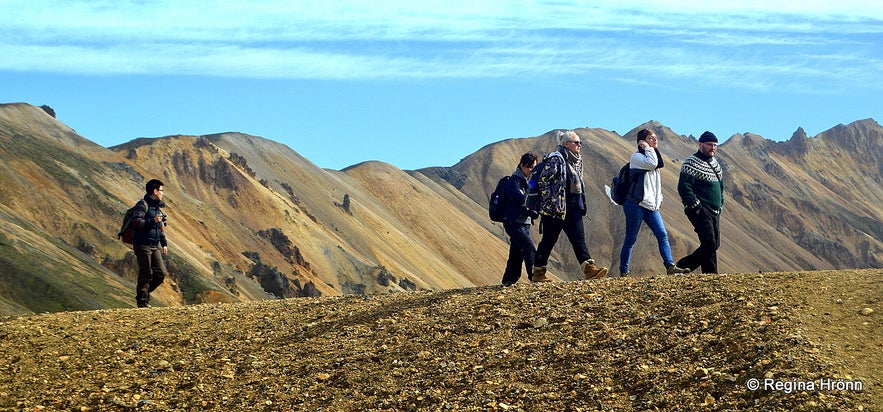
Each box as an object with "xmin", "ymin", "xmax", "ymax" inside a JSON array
[{"xmin": 567, "ymin": 141, "xmax": 582, "ymax": 146}]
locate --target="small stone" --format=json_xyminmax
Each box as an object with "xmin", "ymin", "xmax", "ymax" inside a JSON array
[
  {"xmin": 703, "ymin": 393, "xmax": 716, "ymax": 405},
  {"xmin": 860, "ymin": 308, "xmax": 874, "ymax": 316}
]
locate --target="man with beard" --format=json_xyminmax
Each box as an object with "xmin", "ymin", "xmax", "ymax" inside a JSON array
[{"xmin": 676, "ymin": 131, "xmax": 725, "ymax": 273}]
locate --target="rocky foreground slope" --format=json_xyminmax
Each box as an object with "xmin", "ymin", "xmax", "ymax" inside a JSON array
[{"xmin": 1, "ymin": 270, "xmax": 879, "ymax": 411}]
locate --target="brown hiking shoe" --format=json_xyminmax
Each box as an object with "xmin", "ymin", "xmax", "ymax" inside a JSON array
[
  {"xmin": 666, "ymin": 264, "xmax": 691, "ymax": 275},
  {"xmin": 531, "ymin": 266, "xmax": 552, "ymax": 283},
  {"xmin": 581, "ymin": 260, "xmax": 608, "ymax": 280}
]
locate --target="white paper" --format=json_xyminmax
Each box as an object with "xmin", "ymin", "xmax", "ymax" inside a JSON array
[{"xmin": 604, "ymin": 185, "xmax": 617, "ymax": 204}]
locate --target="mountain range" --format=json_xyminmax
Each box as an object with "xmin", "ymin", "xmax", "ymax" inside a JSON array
[{"xmin": 0, "ymin": 102, "xmax": 880, "ymax": 315}]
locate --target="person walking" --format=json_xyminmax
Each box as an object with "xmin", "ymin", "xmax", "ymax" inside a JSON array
[
  {"xmin": 676, "ymin": 131, "xmax": 724, "ymax": 273},
  {"xmin": 501, "ymin": 153, "xmax": 539, "ymax": 286},
  {"xmin": 132, "ymin": 178, "xmax": 169, "ymax": 307},
  {"xmin": 618, "ymin": 129, "xmax": 690, "ymax": 277},
  {"xmin": 532, "ymin": 130, "xmax": 608, "ymax": 282}
]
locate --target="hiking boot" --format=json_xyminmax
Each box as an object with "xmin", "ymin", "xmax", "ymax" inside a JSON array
[
  {"xmin": 666, "ymin": 264, "xmax": 691, "ymax": 275},
  {"xmin": 620, "ymin": 271, "xmax": 630, "ymax": 278},
  {"xmin": 581, "ymin": 260, "xmax": 608, "ymax": 280},
  {"xmin": 531, "ymin": 266, "xmax": 552, "ymax": 283}
]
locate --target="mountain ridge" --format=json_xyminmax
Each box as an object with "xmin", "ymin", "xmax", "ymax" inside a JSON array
[{"xmin": 0, "ymin": 102, "xmax": 880, "ymax": 315}]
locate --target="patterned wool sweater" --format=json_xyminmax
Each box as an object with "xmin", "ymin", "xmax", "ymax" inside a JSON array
[{"xmin": 677, "ymin": 151, "xmax": 724, "ymax": 213}]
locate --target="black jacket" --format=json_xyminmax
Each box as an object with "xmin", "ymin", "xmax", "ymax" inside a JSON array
[
  {"xmin": 502, "ymin": 170, "xmax": 532, "ymax": 224},
  {"xmin": 133, "ymin": 195, "xmax": 167, "ymax": 247}
]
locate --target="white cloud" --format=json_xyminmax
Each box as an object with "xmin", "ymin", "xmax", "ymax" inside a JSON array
[{"xmin": 2, "ymin": 0, "xmax": 881, "ymax": 91}]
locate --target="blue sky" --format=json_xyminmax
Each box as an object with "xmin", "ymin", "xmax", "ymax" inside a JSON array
[{"xmin": 3, "ymin": 1, "xmax": 882, "ymax": 170}]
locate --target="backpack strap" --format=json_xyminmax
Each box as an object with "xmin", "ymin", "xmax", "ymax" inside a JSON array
[
  {"xmin": 133, "ymin": 199, "xmax": 148, "ymax": 226},
  {"xmin": 704, "ymin": 158, "xmax": 724, "ymax": 192}
]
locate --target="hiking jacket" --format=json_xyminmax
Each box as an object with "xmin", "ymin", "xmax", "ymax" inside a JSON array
[
  {"xmin": 628, "ymin": 147, "xmax": 664, "ymax": 211},
  {"xmin": 132, "ymin": 195, "xmax": 167, "ymax": 247},
  {"xmin": 502, "ymin": 168, "xmax": 532, "ymax": 224},
  {"xmin": 537, "ymin": 148, "xmax": 586, "ymax": 220},
  {"xmin": 678, "ymin": 151, "xmax": 724, "ymax": 214}
]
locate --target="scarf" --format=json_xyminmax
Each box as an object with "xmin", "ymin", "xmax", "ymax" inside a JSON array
[{"xmin": 559, "ymin": 145, "xmax": 583, "ymax": 194}]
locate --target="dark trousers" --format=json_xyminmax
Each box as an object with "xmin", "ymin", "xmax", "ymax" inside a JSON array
[
  {"xmin": 502, "ymin": 221, "xmax": 535, "ymax": 285},
  {"xmin": 677, "ymin": 207, "xmax": 720, "ymax": 273},
  {"xmin": 135, "ymin": 244, "xmax": 168, "ymax": 305},
  {"xmin": 535, "ymin": 208, "xmax": 591, "ymax": 268}
]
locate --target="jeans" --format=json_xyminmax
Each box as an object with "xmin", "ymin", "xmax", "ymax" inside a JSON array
[
  {"xmin": 502, "ymin": 221, "xmax": 535, "ymax": 285},
  {"xmin": 677, "ymin": 206, "xmax": 720, "ymax": 273},
  {"xmin": 619, "ymin": 200, "xmax": 675, "ymax": 274},
  {"xmin": 134, "ymin": 244, "xmax": 168, "ymax": 305},
  {"xmin": 535, "ymin": 205, "xmax": 591, "ymax": 269}
]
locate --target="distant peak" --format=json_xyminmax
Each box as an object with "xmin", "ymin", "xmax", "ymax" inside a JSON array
[
  {"xmin": 790, "ymin": 127, "xmax": 808, "ymax": 142},
  {"xmin": 820, "ymin": 118, "xmax": 882, "ymax": 151},
  {"xmin": 625, "ymin": 120, "xmax": 676, "ymax": 141}
]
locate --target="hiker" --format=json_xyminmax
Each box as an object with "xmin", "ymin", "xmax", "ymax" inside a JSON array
[
  {"xmin": 676, "ymin": 131, "xmax": 724, "ymax": 273},
  {"xmin": 618, "ymin": 129, "xmax": 690, "ymax": 277},
  {"xmin": 501, "ymin": 153, "xmax": 539, "ymax": 286},
  {"xmin": 532, "ymin": 130, "xmax": 608, "ymax": 282},
  {"xmin": 133, "ymin": 179, "xmax": 169, "ymax": 307}
]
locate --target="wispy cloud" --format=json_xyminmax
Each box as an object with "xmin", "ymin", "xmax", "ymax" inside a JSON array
[{"xmin": 2, "ymin": 0, "xmax": 881, "ymax": 92}]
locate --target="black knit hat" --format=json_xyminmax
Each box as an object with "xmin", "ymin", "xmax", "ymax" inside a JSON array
[{"xmin": 699, "ymin": 131, "xmax": 718, "ymax": 143}]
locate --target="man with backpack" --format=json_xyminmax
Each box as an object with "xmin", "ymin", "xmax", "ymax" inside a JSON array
[
  {"xmin": 132, "ymin": 179, "xmax": 169, "ymax": 308},
  {"xmin": 531, "ymin": 130, "xmax": 608, "ymax": 282},
  {"xmin": 498, "ymin": 153, "xmax": 539, "ymax": 286}
]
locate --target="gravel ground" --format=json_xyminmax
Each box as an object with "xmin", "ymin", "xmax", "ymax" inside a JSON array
[{"xmin": 1, "ymin": 269, "xmax": 879, "ymax": 411}]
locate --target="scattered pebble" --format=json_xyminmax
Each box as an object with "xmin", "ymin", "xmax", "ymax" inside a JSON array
[{"xmin": 0, "ymin": 270, "xmax": 877, "ymax": 410}]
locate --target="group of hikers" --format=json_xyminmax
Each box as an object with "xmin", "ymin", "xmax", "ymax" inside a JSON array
[
  {"xmin": 498, "ymin": 129, "xmax": 724, "ymax": 285},
  {"xmin": 125, "ymin": 128, "xmax": 723, "ymax": 307}
]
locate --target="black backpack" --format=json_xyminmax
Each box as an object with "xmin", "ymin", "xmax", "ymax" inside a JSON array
[
  {"xmin": 524, "ymin": 161, "xmax": 543, "ymax": 214},
  {"xmin": 610, "ymin": 163, "xmax": 631, "ymax": 206},
  {"xmin": 118, "ymin": 199, "xmax": 147, "ymax": 244},
  {"xmin": 488, "ymin": 176, "xmax": 511, "ymax": 222}
]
